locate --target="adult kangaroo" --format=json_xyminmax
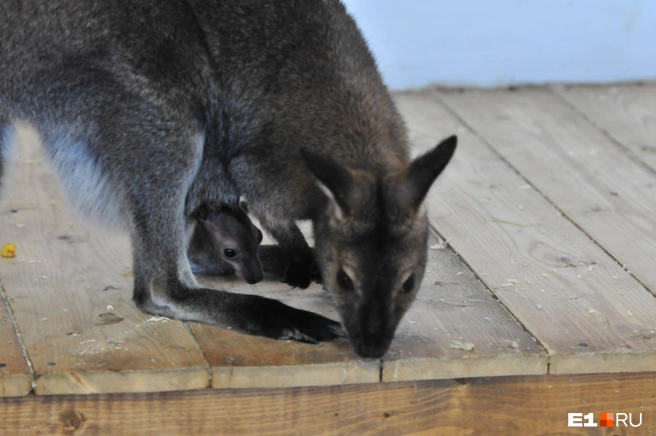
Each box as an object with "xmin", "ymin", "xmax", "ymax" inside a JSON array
[{"xmin": 0, "ymin": 0, "xmax": 456, "ymax": 358}]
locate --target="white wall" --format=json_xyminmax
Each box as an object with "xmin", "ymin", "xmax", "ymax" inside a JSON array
[{"xmin": 343, "ymin": 0, "xmax": 656, "ymax": 89}]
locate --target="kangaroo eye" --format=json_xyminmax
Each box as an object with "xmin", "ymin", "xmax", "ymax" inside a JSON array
[
  {"xmin": 224, "ymin": 249, "xmax": 237, "ymax": 258},
  {"xmin": 401, "ymin": 274, "xmax": 415, "ymax": 294},
  {"xmin": 336, "ymin": 269, "xmax": 354, "ymax": 291}
]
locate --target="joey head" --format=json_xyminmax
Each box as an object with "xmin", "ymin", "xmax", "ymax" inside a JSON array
[{"xmin": 188, "ymin": 203, "xmax": 264, "ymax": 285}]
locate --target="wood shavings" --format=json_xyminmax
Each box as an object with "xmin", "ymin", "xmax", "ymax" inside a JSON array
[
  {"xmin": 146, "ymin": 315, "xmax": 171, "ymax": 323},
  {"xmin": 430, "ymin": 238, "xmax": 448, "ymax": 250},
  {"xmin": 450, "ymin": 340, "xmax": 475, "ymax": 351}
]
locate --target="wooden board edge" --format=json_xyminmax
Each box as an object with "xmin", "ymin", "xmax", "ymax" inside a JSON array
[
  {"xmin": 34, "ymin": 367, "xmax": 211, "ymax": 396},
  {"xmin": 1, "ymin": 373, "xmax": 33, "ymax": 397},
  {"xmin": 212, "ymin": 360, "xmax": 380, "ymax": 389},
  {"xmin": 3, "ymin": 373, "xmax": 656, "ymax": 435},
  {"xmin": 551, "ymin": 351, "xmax": 656, "ymax": 375},
  {"xmin": 382, "ymin": 352, "xmax": 549, "ymax": 382}
]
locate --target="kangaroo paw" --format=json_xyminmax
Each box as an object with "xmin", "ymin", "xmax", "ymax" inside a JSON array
[
  {"xmin": 245, "ymin": 297, "xmax": 345, "ymax": 343},
  {"xmin": 283, "ymin": 249, "xmax": 316, "ymax": 289}
]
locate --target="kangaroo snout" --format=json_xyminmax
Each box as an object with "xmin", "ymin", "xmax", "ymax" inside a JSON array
[
  {"xmin": 356, "ymin": 342, "xmax": 389, "ymax": 359},
  {"xmin": 352, "ymin": 321, "xmax": 395, "ymax": 357},
  {"xmin": 351, "ymin": 323, "xmax": 394, "ymax": 358},
  {"xmin": 344, "ymin": 303, "xmax": 395, "ymax": 358},
  {"xmin": 240, "ymin": 262, "xmax": 264, "ymax": 284}
]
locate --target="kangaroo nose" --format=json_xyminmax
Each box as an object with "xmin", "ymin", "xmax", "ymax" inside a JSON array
[
  {"xmin": 245, "ymin": 271, "xmax": 263, "ymax": 284},
  {"xmin": 238, "ymin": 258, "xmax": 264, "ymax": 284},
  {"xmin": 356, "ymin": 341, "xmax": 389, "ymax": 358},
  {"xmin": 244, "ymin": 267, "xmax": 264, "ymax": 284}
]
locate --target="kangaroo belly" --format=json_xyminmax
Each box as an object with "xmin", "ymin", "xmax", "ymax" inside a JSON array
[{"xmin": 40, "ymin": 127, "xmax": 127, "ymax": 230}]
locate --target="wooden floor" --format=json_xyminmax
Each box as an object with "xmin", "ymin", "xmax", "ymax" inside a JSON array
[{"xmin": 2, "ymin": 83, "xmax": 656, "ymax": 434}]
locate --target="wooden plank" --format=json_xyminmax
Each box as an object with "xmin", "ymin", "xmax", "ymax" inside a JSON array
[
  {"xmin": 0, "ymin": 284, "xmax": 32, "ymax": 397},
  {"xmin": 1, "ymin": 373, "xmax": 656, "ymax": 435},
  {"xmin": 441, "ymin": 87, "xmax": 656, "ymax": 294},
  {"xmin": 395, "ymin": 91, "xmax": 656, "ymax": 375},
  {"xmin": 555, "ymin": 83, "xmax": 656, "ymax": 172},
  {"xmin": 382, "ymin": 234, "xmax": 547, "ymax": 382},
  {"xmin": 0, "ymin": 125, "xmax": 210, "ymax": 395}
]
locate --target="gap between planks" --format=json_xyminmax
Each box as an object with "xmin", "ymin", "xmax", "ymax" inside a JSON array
[{"xmin": 0, "ymin": 278, "xmax": 33, "ymax": 397}]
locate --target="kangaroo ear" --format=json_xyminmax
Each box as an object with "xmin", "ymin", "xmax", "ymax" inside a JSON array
[
  {"xmin": 301, "ymin": 148, "xmax": 353, "ymax": 216},
  {"xmin": 196, "ymin": 203, "xmax": 212, "ymax": 221},
  {"xmin": 401, "ymin": 135, "xmax": 457, "ymax": 211}
]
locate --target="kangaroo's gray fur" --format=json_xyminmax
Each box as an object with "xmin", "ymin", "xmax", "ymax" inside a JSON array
[{"xmin": 0, "ymin": 0, "xmax": 456, "ymax": 357}]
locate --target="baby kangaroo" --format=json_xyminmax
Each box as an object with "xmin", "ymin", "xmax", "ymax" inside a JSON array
[
  {"xmin": 187, "ymin": 203, "xmax": 264, "ymax": 284},
  {"xmin": 188, "ymin": 203, "xmax": 303, "ymax": 284}
]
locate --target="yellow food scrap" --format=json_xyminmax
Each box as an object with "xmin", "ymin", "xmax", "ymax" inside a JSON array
[{"xmin": 1, "ymin": 243, "xmax": 16, "ymax": 258}]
